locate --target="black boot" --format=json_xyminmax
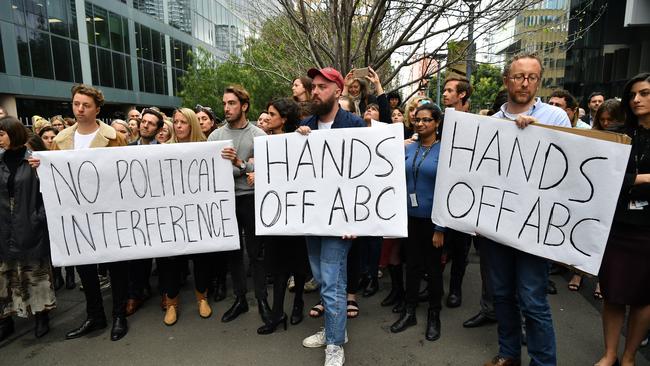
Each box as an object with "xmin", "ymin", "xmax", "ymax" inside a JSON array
[
  {"xmin": 53, "ymin": 268, "xmax": 64, "ymax": 291},
  {"xmin": 358, "ymin": 274, "xmax": 370, "ymax": 292},
  {"xmin": 425, "ymin": 308, "xmax": 441, "ymax": 341},
  {"xmin": 65, "ymin": 267, "xmax": 75, "ymax": 290},
  {"xmin": 392, "ymin": 300, "xmax": 406, "ymax": 314},
  {"xmin": 110, "ymin": 316, "xmax": 128, "ymax": 341},
  {"xmin": 258, "ymin": 298, "xmax": 272, "ymax": 324},
  {"xmin": 221, "ymin": 296, "xmax": 249, "ymax": 323},
  {"xmin": 362, "ymin": 276, "xmax": 379, "ymax": 297},
  {"xmin": 256, "ymin": 313, "xmax": 287, "ymax": 335},
  {"xmin": 290, "ymin": 299, "xmax": 304, "ymax": 325},
  {"xmin": 34, "ymin": 312, "xmax": 50, "ymax": 338},
  {"xmin": 214, "ymin": 280, "xmax": 227, "ymax": 302},
  {"xmin": 0, "ymin": 317, "xmax": 15, "ymax": 342},
  {"xmin": 390, "ymin": 305, "xmax": 417, "ymax": 333},
  {"xmin": 65, "ymin": 317, "xmax": 107, "ymax": 340},
  {"xmin": 381, "ymin": 265, "xmax": 404, "ymax": 307}
]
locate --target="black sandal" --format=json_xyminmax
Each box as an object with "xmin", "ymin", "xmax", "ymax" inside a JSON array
[
  {"xmin": 309, "ymin": 301, "xmax": 324, "ymax": 318},
  {"xmin": 347, "ymin": 300, "xmax": 359, "ymax": 319}
]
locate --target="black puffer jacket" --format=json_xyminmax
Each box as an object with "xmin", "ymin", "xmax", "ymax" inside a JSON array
[{"xmin": 0, "ymin": 148, "xmax": 49, "ymax": 260}]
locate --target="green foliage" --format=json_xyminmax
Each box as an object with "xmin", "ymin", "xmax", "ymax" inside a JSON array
[
  {"xmin": 470, "ymin": 63, "xmax": 503, "ymax": 113},
  {"xmin": 179, "ymin": 48, "xmax": 291, "ymax": 120}
]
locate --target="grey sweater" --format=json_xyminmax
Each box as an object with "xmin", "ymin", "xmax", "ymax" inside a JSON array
[{"xmin": 208, "ymin": 122, "xmax": 266, "ymax": 196}]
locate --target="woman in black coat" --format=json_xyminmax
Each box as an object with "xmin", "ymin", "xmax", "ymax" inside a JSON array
[{"xmin": 0, "ymin": 116, "xmax": 55, "ymax": 341}]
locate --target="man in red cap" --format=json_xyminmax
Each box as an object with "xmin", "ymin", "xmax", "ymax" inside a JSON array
[{"xmin": 297, "ymin": 67, "xmax": 365, "ymax": 366}]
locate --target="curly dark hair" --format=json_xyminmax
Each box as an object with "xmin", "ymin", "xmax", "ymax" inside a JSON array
[{"xmin": 267, "ymin": 98, "xmax": 300, "ymax": 133}]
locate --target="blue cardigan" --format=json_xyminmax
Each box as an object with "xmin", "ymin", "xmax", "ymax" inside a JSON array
[{"xmin": 405, "ymin": 141, "xmax": 445, "ymax": 231}]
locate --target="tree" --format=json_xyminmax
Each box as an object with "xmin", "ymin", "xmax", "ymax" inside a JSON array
[
  {"xmin": 470, "ymin": 63, "xmax": 503, "ymax": 113},
  {"xmin": 179, "ymin": 48, "xmax": 289, "ymax": 119}
]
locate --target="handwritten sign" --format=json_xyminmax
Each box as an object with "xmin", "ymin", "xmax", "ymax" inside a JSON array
[
  {"xmin": 254, "ymin": 123, "xmax": 407, "ymax": 237},
  {"xmin": 432, "ymin": 110, "xmax": 631, "ymax": 275},
  {"xmin": 35, "ymin": 141, "xmax": 240, "ymax": 266}
]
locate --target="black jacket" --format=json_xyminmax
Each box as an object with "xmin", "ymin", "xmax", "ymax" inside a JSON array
[
  {"xmin": 300, "ymin": 107, "xmax": 365, "ymax": 130},
  {"xmin": 613, "ymin": 127, "xmax": 650, "ymax": 227},
  {"xmin": 0, "ymin": 149, "xmax": 49, "ymax": 260}
]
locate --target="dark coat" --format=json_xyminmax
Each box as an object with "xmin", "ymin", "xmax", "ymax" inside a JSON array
[
  {"xmin": 0, "ymin": 149, "xmax": 49, "ymax": 260},
  {"xmin": 300, "ymin": 107, "xmax": 366, "ymax": 130}
]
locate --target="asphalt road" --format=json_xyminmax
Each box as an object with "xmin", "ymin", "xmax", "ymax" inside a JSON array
[{"xmin": 2, "ymin": 252, "xmax": 649, "ymax": 366}]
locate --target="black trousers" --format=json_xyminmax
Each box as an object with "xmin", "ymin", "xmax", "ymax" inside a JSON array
[
  {"xmin": 127, "ymin": 258, "xmax": 152, "ymax": 299},
  {"xmin": 227, "ymin": 194, "xmax": 267, "ymax": 300},
  {"xmin": 475, "ymin": 236, "xmax": 496, "ymax": 318},
  {"xmin": 157, "ymin": 255, "xmax": 212, "ymax": 298},
  {"xmin": 346, "ymin": 239, "xmax": 361, "ymax": 294},
  {"xmin": 77, "ymin": 261, "xmax": 129, "ymax": 319},
  {"xmin": 405, "ymin": 217, "xmax": 443, "ymax": 310},
  {"xmin": 447, "ymin": 229, "xmax": 472, "ymax": 293}
]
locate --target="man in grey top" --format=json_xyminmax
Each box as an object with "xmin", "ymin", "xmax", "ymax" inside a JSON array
[
  {"xmin": 208, "ymin": 85, "xmax": 270, "ymax": 323},
  {"xmin": 483, "ymin": 53, "xmax": 569, "ymax": 366}
]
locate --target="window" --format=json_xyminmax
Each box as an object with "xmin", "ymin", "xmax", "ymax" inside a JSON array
[
  {"xmin": 135, "ymin": 23, "xmax": 168, "ymax": 95},
  {"xmin": 28, "ymin": 28, "xmax": 54, "ymax": 79}
]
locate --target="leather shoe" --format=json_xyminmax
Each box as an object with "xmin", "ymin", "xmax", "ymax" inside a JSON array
[
  {"xmin": 221, "ymin": 296, "xmax": 248, "ymax": 322},
  {"xmin": 258, "ymin": 298, "xmax": 272, "ymax": 324},
  {"xmin": 446, "ymin": 292, "xmax": 462, "ymax": 308},
  {"xmin": 34, "ymin": 312, "xmax": 50, "ymax": 338},
  {"xmin": 390, "ymin": 306, "xmax": 417, "ymax": 333},
  {"xmin": 110, "ymin": 316, "xmax": 128, "ymax": 341},
  {"xmin": 425, "ymin": 308, "xmax": 441, "ymax": 341},
  {"xmin": 65, "ymin": 317, "xmax": 107, "ymax": 340},
  {"xmin": 362, "ymin": 277, "xmax": 379, "ymax": 297},
  {"xmin": 483, "ymin": 356, "xmax": 521, "ymax": 366},
  {"xmin": 125, "ymin": 298, "xmax": 143, "ymax": 317},
  {"xmin": 463, "ymin": 312, "xmax": 496, "ymax": 328}
]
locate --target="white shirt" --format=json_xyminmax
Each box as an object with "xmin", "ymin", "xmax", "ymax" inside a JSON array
[
  {"xmin": 318, "ymin": 121, "xmax": 334, "ymax": 130},
  {"xmin": 74, "ymin": 130, "xmax": 98, "ymax": 150}
]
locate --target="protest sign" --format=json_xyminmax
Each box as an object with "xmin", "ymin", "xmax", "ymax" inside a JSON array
[
  {"xmin": 34, "ymin": 141, "xmax": 240, "ymax": 266},
  {"xmin": 432, "ymin": 110, "xmax": 631, "ymax": 275},
  {"xmin": 254, "ymin": 123, "xmax": 408, "ymax": 237}
]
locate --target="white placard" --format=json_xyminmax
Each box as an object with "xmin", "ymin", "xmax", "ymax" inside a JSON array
[
  {"xmin": 254, "ymin": 123, "xmax": 408, "ymax": 237},
  {"xmin": 34, "ymin": 141, "xmax": 240, "ymax": 266},
  {"xmin": 432, "ymin": 110, "xmax": 631, "ymax": 275}
]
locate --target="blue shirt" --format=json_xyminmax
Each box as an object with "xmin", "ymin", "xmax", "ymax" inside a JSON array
[
  {"xmin": 494, "ymin": 98, "xmax": 571, "ymax": 127},
  {"xmin": 405, "ymin": 141, "xmax": 445, "ymax": 231}
]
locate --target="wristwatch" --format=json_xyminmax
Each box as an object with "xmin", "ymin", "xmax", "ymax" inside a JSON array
[{"xmin": 238, "ymin": 161, "xmax": 246, "ymax": 171}]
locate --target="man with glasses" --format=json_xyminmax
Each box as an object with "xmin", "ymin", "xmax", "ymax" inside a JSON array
[{"xmin": 483, "ymin": 53, "xmax": 569, "ymax": 366}]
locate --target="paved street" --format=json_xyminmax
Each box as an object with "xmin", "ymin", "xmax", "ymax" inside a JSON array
[{"xmin": 2, "ymin": 252, "xmax": 649, "ymax": 366}]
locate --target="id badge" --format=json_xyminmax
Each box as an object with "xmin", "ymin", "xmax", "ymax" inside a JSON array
[{"xmin": 409, "ymin": 193, "xmax": 418, "ymax": 207}]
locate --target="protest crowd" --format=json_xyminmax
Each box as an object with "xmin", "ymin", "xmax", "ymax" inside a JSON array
[{"xmin": 1, "ymin": 52, "xmax": 650, "ymax": 366}]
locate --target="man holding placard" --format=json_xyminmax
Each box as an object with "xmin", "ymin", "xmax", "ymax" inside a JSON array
[
  {"xmin": 37, "ymin": 85, "xmax": 130, "ymax": 341},
  {"xmin": 296, "ymin": 67, "xmax": 365, "ymax": 366},
  {"xmin": 483, "ymin": 53, "xmax": 570, "ymax": 366}
]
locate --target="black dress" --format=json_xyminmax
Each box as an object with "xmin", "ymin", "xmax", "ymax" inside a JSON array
[
  {"xmin": 264, "ymin": 236, "xmax": 310, "ymax": 276},
  {"xmin": 599, "ymin": 126, "xmax": 650, "ymax": 305}
]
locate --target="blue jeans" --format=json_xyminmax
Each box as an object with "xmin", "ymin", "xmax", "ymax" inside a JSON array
[
  {"xmin": 484, "ymin": 240, "xmax": 556, "ymax": 366},
  {"xmin": 305, "ymin": 236, "xmax": 350, "ymax": 346}
]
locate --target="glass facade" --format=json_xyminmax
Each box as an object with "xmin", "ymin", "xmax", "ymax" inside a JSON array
[
  {"xmin": 170, "ymin": 38, "xmax": 192, "ymax": 94},
  {"xmin": 0, "ymin": 28, "xmax": 5, "ymax": 74},
  {"xmin": 86, "ymin": 3, "xmax": 132, "ymax": 90},
  {"xmin": 133, "ymin": 0, "xmax": 164, "ymax": 22},
  {"xmin": 11, "ymin": 0, "xmax": 82, "ymax": 82},
  {"xmin": 135, "ymin": 23, "xmax": 167, "ymax": 95}
]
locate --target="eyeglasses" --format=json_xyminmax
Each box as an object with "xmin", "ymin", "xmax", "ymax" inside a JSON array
[
  {"xmin": 413, "ymin": 117, "xmax": 436, "ymax": 124},
  {"xmin": 509, "ymin": 74, "xmax": 540, "ymax": 84}
]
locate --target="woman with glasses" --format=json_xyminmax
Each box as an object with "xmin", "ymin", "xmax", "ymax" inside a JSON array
[
  {"xmin": 595, "ymin": 72, "xmax": 650, "ymax": 366},
  {"xmin": 390, "ymin": 102, "xmax": 445, "ymax": 342},
  {"xmin": 50, "ymin": 116, "xmax": 66, "ymax": 132},
  {"xmin": 157, "ymin": 108, "xmax": 213, "ymax": 326}
]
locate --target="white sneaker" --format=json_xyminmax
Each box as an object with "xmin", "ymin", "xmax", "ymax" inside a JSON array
[
  {"xmin": 324, "ymin": 345, "xmax": 345, "ymax": 366},
  {"xmin": 302, "ymin": 328, "xmax": 348, "ymax": 348}
]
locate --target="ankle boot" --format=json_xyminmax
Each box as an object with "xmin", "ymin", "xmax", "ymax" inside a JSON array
[
  {"xmin": 290, "ymin": 299, "xmax": 304, "ymax": 325},
  {"xmin": 425, "ymin": 308, "xmax": 441, "ymax": 341},
  {"xmin": 363, "ymin": 276, "xmax": 379, "ymax": 297},
  {"xmin": 258, "ymin": 298, "xmax": 272, "ymax": 324},
  {"xmin": 214, "ymin": 279, "xmax": 227, "ymax": 302},
  {"xmin": 53, "ymin": 267, "xmax": 64, "ymax": 291},
  {"xmin": 381, "ymin": 265, "xmax": 404, "ymax": 306},
  {"xmin": 0, "ymin": 317, "xmax": 14, "ymax": 341},
  {"xmin": 257, "ymin": 313, "xmax": 288, "ymax": 335},
  {"xmin": 390, "ymin": 305, "xmax": 417, "ymax": 333},
  {"xmin": 163, "ymin": 295, "xmax": 179, "ymax": 326},
  {"xmin": 34, "ymin": 312, "xmax": 50, "ymax": 338},
  {"xmin": 195, "ymin": 290, "xmax": 212, "ymax": 318},
  {"xmin": 221, "ymin": 296, "xmax": 248, "ymax": 322}
]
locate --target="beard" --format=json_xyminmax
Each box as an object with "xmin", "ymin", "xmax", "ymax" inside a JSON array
[
  {"xmin": 226, "ymin": 111, "xmax": 243, "ymax": 124},
  {"xmin": 510, "ymin": 90, "xmax": 534, "ymax": 106},
  {"xmin": 311, "ymin": 95, "xmax": 337, "ymax": 117}
]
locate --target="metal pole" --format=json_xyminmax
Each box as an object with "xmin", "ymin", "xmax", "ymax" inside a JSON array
[
  {"xmin": 436, "ymin": 64, "xmax": 441, "ymax": 105},
  {"xmin": 466, "ymin": 2, "xmax": 476, "ymax": 82}
]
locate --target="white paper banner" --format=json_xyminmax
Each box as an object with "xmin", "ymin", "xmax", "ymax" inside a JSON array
[
  {"xmin": 432, "ymin": 110, "xmax": 631, "ymax": 275},
  {"xmin": 35, "ymin": 141, "xmax": 240, "ymax": 266},
  {"xmin": 254, "ymin": 123, "xmax": 408, "ymax": 237}
]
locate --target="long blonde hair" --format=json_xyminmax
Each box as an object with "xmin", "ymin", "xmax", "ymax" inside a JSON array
[{"xmin": 170, "ymin": 108, "xmax": 206, "ymax": 143}]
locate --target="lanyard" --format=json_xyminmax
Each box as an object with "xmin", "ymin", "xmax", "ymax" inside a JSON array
[{"xmin": 411, "ymin": 142, "xmax": 436, "ymax": 192}]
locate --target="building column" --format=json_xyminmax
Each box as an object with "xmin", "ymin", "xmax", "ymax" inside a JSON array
[{"xmin": 75, "ymin": 0, "xmax": 92, "ymax": 85}]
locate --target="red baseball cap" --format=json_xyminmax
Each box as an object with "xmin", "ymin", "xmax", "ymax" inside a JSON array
[{"xmin": 307, "ymin": 67, "xmax": 344, "ymax": 90}]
